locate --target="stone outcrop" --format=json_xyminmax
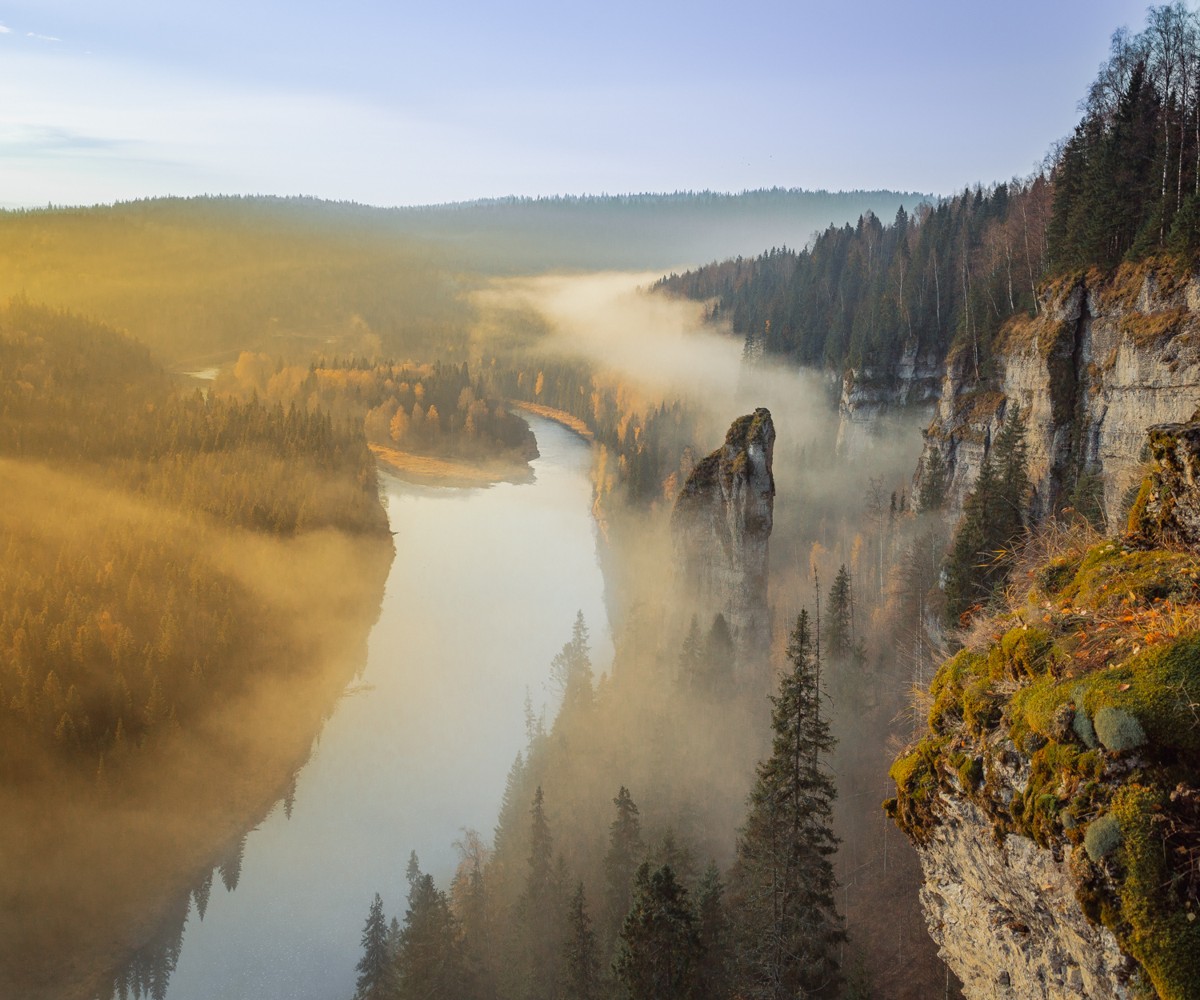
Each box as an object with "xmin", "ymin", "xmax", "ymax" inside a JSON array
[
  {"xmin": 915, "ymin": 262, "xmax": 1200, "ymax": 526},
  {"xmin": 914, "ymin": 748, "xmax": 1135, "ymax": 1000},
  {"xmin": 672, "ymin": 408, "xmax": 775, "ymax": 664}
]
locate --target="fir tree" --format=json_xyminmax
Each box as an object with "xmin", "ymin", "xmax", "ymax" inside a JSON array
[
  {"xmin": 520, "ymin": 786, "xmax": 563, "ymax": 1000},
  {"xmin": 728, "ymin": 610, "xmax": 845, "ymax": 999}
]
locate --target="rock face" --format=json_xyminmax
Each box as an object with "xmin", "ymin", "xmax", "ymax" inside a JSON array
[
  {"xmin": 672, "ymin": 408, "xmax": 775, "ymax": 665},
  {"xmin": 1136, "ymin": 415, "xmax": 1200, "ymax": 547},
  {"xmin": 915, "ymin": 751, "xmax": 1134, "ymax": 1000},
  {"xmin": 836, "ymin": 345, "xmax": 941, "ymax": 454},
  {"xmin": 915, "ymin": 263, "xmax": 1200, "ymax": 526}
]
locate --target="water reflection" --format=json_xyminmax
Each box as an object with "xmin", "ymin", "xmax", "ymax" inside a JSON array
[{"xmin": 107, "ymin": 417, "xmax": 611, "ymax": 1000}]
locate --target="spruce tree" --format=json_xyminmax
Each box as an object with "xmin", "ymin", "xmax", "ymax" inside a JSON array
[
  {"xmin": 603, "ymin": 786, "xmax": 646, "ymax": 948},
  {"xmin": 944, "ymin": 405, "xmax": 1030, "ymax": 623},
  {"xmin": 693, "ymin": 863, "xmax": 732, "ymax": 1000},
  {"xmin": 562, "ymin": 882, "xmax": 600, "ymax": 1000},
  {"xmin": 354, "ymin": 893, "xmax": 393, "ymax": 1000},
  {"xmin": 394, "ymin": 870, "xmax": 463, "ymax": 1000},
  {"xmin": 551, "ymin": 611, "xmax": 594, "ymax": 717},
  {"xmin": 825, "ymin": 565, "xmax": 854, "ymax": 664},
  {"xmin": 728, "ymin": 610, "xmax": 845, "ymax": 999},
  {"xmin": 612, "ymin": 863, "xmax": 701, "ymax": 1000},
  {"xmin": 917, "ymin": 444, "xmax": 948, "ymax": 513},
  {"xmin": 520, "ymin": 786, "xmax": 563, "ymax": 1000}
]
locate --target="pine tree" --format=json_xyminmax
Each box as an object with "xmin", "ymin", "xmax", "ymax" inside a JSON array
[
  {"xmin": 355, "ymin": 893, "xmax": 393, "ymax": 1000},
  {"xmin": 613, "ymin": 863, "xmax": 701, "ymax": 1000},
  {"xmin": 728, "ymin": 610, "xmax": 845, "ymax": 999}
]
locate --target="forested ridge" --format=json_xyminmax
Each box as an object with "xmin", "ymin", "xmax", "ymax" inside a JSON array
[{"xmin": 657, "ymin": 3, "xmax": 1200, "ymax": 382}]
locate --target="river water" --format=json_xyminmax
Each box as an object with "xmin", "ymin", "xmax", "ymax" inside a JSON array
[{"xmin": 162, "ymin": 416, "xmax": 611, "ymax": 1000}]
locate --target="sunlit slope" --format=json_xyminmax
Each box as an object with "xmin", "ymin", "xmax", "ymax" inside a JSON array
[{"xmin": 0, "ymin": 197, "xmax": 471, "ymax": 366}]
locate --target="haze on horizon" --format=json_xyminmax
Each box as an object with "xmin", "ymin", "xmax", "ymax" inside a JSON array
[{"xmin": 0, "ymin": 0, "xmax": 1155, "ymax": 210}]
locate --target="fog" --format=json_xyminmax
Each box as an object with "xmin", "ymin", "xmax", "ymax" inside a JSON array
[
  {"xmin": 465, "ymin": 271, "xmax": 941, "ymax": 994},
  {"xmin": 0, "ymin": 457, "xmax": 392, "ymax": 1000}
]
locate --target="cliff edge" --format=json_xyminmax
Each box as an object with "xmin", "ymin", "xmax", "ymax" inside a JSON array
[{"xmin": 888, "ymin": 419, "xmax": 1200, "ymax": 1000}]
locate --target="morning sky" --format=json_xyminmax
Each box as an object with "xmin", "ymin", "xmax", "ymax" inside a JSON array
[{"xmin": 0, "ymin": 0, "xmax": 1160, "ymax": 208}]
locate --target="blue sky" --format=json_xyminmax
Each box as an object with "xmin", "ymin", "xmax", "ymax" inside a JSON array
[{"xmin": 0, "ymin": 1, "xmax": 1162, "ymax": 207}]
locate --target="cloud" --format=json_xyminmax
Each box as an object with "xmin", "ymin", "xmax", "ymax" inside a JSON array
[
  {"xmin": 0, "ymin": 25, "xmax": 10, "ymax": 34},
  {"xmin": 1, "ymin": 124, "xmax": 130, "ymax": 157},
  {"xmin": 27, "ymin": 32, "xmax": 61, "ymax": 43}
]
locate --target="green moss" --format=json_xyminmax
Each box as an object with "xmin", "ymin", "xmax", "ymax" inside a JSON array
[
  {"xmin": 1078, "ymin": 637, "xmax": 1200, "ymax": 757},
  {"xmin": 992, "ymin": 626, "xmax": 1061, "ymax": 681},
  {"xmin": 1128, "ymin": 476, "xmax": 1156, "ymax": 536},
  {"xmin": 1110, "ymin": 785, "xmax": 1200, "ymax": 1000},
  {"xmin": 928, "ymin": 649, "xmax": 987, "ymax": 733},
  {"xmin": 1062, "ymin": 544, "xmax": 1200, "ymax": 609},
  {"xmin": 886, "ymin": 736, "xmax": 950, "ymax": 843}
]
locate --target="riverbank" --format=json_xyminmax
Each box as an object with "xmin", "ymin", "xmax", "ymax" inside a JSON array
[
  {"xmin": 511, "ymin": 401, "xmax": 594, "ymax": 441},
  {"xmin": 369, "ymin": 443, "xmax": 534, "ymax": 487}
]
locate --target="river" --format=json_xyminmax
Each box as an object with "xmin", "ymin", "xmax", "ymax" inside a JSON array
[{"xmin": 162, "ymin": 416, "xmax": 612, "ymax": 1000}]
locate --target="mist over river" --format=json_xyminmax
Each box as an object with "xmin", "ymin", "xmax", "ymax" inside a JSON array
[{"xmin": 163, "ymin": 416, "xmax": 612, "ymax": 1000}]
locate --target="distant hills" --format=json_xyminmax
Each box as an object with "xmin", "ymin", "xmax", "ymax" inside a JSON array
[{"xmin": 0, "ymin": 189, "xmax": 929, "ymax": 364}]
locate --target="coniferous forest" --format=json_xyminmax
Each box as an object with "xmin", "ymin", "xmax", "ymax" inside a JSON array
[{"xmin": 5, "ymin": 5, "xmax": 1200, "ymax": 1000}]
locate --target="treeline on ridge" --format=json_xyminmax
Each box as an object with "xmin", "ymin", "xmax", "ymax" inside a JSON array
[{"xmin": 657, "ymin": 3, "xmax": 1200, "ymax": 382}]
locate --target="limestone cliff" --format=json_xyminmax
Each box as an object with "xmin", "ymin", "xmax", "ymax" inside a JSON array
[
  {"xmin": 835, "ymin": 344, "xmax": 942, "ymax": 454},
  {"xmin": 915, "ymin": 261, "xmax": 1200, "ymax": 526},
  {"xmin": 672, "ymin": 408, "xmax": 775, "ymax": 665},
  {"xmin": 889, "ymin": 421, "xmax": 1200, "ymax": 1000}
]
